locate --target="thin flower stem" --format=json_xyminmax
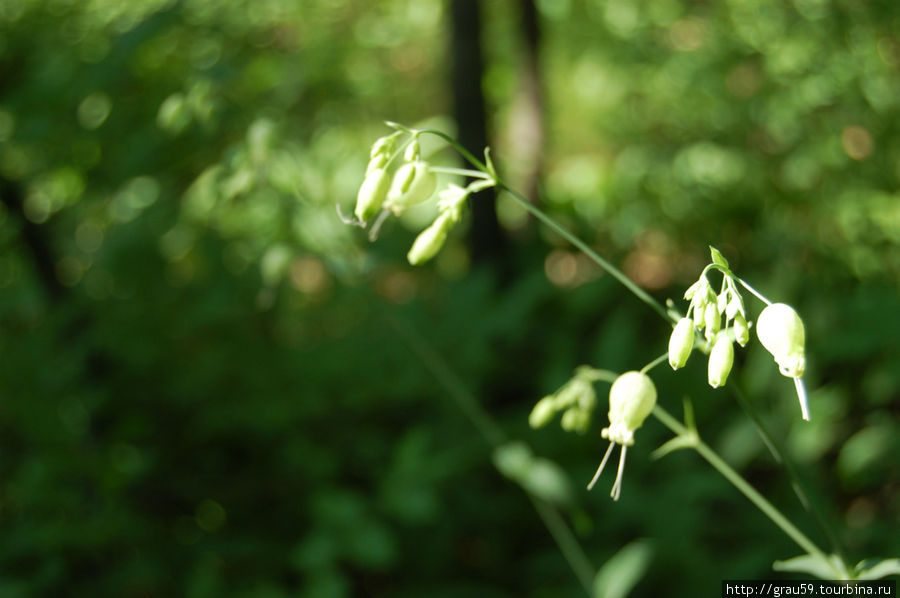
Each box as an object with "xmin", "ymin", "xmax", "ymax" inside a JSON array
[
  {"xmin": 703, "ymin": 264, "xmax": 772, "ymax": 307},
  {"xmin": 651, "ymin": 405, "xmax": 833, "ymax": 569},
  {"xmin": 387, "ymin": 311, "xmax": 596, "ymax": 596},
  {"xmin": 640, "ymin": 352, "xmax": 669, "ymax": 375},
  {"xmin": 428, "ymin": 166, "xmax": 493, "ymax": 179},
  {"xmin": 729, "ymin": 383, "xmax": 845, "ymax": 561},
  {"xmin": 499, "ymin": 184, "xmax": 672, "ymax": 322},
  {"xmin": 528, "ymin": 495, "xmax": 597, "ymax": 595},
  {"xmin": 737, "ymin": 277, "xmax": 772, "ymax": 306}
]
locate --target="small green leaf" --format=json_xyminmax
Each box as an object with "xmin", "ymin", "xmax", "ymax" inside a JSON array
[
  {"xmin": 593, "ymin": 540, "xmax": 654, "ymax": 598},
  {"xmin": 854, "ymin": 558, "xmax": 900, "ymax": 580},
  {"xmin": 773, "ymin": 553, "xmax": 847, "ymax": 580},
  {"xmin": 651, "ymin": 434, "xmax": 696, "ymax": 460},
  {"xmin": 710, "ymin": 246, "xmax": 730, "ymax": 268},
  {"xmin": 483, "ymin": 146, "xmax": 498, "ymax": 181}
]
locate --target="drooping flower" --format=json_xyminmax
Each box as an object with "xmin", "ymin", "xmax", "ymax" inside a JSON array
[
  {"xmin": 588, "ymin": 371, "xmax": 657, "ymax": 501},
  {"xmin": 756, "ymin": 303, "xmax": 810, "ymax": 420}
]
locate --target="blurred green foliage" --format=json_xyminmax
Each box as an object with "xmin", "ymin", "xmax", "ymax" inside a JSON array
[{"xmin": 0, "ymin": 0, "xmax": 897, "ymax": 596}]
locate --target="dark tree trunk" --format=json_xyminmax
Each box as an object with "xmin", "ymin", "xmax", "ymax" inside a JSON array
[
  {"xmin": 0, "ymin": 175, "xmax": 64, "ymax": 303},
  {"xmin": 516, "ymin": 0, "xmax": 544, "ymax": 205},
  {"xmin": 449, "ymin": 0, "xmax": 506, "ymax": 267}
]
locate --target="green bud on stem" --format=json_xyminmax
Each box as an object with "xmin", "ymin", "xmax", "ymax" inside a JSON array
[
  {"xmin": 354, "ymin": 168, "xmax": 390, "ymax": 222},
  {"xmin": 708, "ymin": 334, "xmax": 734, "ymax": 389},
  {"xmin": 407, "ymin": 213, "xmax": 453, "ymax": 265},
  {"xmin": 528, "ymin": 396, "xmax": 557, "ymax": 429},
  {"xmin": 386, "ymin": 161, "xmax": 437, "ymax": 211},
  {"xmin": 668, "ymin": 317, "xmax": 695, "ymax": 370}
]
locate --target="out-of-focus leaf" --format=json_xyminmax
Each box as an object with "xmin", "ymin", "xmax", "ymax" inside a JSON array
[
  {"xmin": 854, "ymin": 558, "xmax": 900, "ymax": 581},
  {"xmin": 593, "ymin": 539, "xmax": 654, "ymax": 598},
  {"xmin": 772, "ymin": 554, "xmax": 847, "ymax": 580}
]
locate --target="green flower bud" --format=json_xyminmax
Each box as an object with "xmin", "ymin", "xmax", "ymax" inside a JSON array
[
  {"xmin": 733, "ymin": 313, "xmax": 750, "ymax": 347},
  {"xmin": 366, "ymin": 153, "xmax": 387, "ymax": 175},
  {"xmin": 407, "ymin": 213, "xmax": 452, "ymax": 265},
  {"xmin": 529, "ymin": 396, "xmax": 557, "ymax": 429},
  {"xmin": 556, "ymin": 377, "xmax": 593, "ymax": 409},
  {"xmin": 707, "ymin": 335, "xmax": 734, "ymax": 389},
  {"xmin": 704, "ymin": 302, "xmax": 721, "ymax": 338},
  {"xmin": 693, "ymin": 302, "xmax": 706, "ymax": 328},
  {"xmin": 560, "ymin": 408, "xmax": 589, "ymax": 434},
  {"xmin": 386, "ymin": 161, "xmax": 437, "ymax": 211},
  {"xmin": 604, "ymin": 371, "xmax": 657, "ymax": 446},
  {"xmin": 370, "ymin": 134, "xmax": 396, "ymax": 158},
  {"xmin": 756, "ymin": 303, "xmax": 806, "ymax": 378},
  {"xmin": 668, "ymin": 317, "xmax": 695, "ymax": 370},
  {"xmin": 403, "ymin": 138, "xmax": 421, "ymax": 162},
  {"xmin": 354, "ymin": 168, "xmax": 390, "ymax": 222}
]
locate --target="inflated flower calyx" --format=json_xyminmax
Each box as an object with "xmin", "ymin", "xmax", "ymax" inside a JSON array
[
  {"xmin": 407, "ymin": 212, "xmax": 453, "ymax": 265},
  {"xmin": 757, "ymin": 302, "xmax": 811, "ymax": 421},
  {"xmin": 668, "ymin": 317, "xmax": 695, "ymax": 370},
  {"xmin": 756, "ymin": 303, "xmax": 805, "ymax": 378},
  {"xmin": 606, "ymin": 371, "xmax": 657, "ymax": 443},
  {"xmin": 354, "ymin": 168, "xmax": 390, "ymax": 222},
  {"xmin": 708, "ymin": 335, "xmax": 734, "ymax": 388},
  {"xmin": 588, "ymin": 371, "xmax": 657, "ymax": 501},
  {"xmin": 386, "ymin": 161, "xmax": 437, "ymax": 212}
]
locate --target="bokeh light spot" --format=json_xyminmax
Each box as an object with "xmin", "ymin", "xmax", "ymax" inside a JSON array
[
  {"xmin": 77, "ymin": 92, "xmax": 112, "ymax": 130},
  {"xmin": 841, "ymin": 126, "xmax": 873, "ymax": 161}
]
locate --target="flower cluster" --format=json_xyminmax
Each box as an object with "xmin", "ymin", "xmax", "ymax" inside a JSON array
[
  {"xmin": 354, "ymin": 132, "xmax": 437, "ymax": 223},
  {"xmin": 528, "ymin": 367, "xmax": 600, "ymax": 434},
  {"xmin": 669, "ymin": 248, "xmax": 749, "ymax": 389},
  {"xmin": 530, "ymin": 368, "xmax": 656, "ymax": 500},
  {"xmin": 349, "ymin": 126, "xmax": 496, "ymax": 266},
  {"xmin": 667, "ymin": 247, "xmax": 810, "ymax": 419}
]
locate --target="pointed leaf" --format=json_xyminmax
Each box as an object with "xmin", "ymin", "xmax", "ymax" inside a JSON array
[
  {"xmin": 854, "ymin": 558, "xmax": 900, "ymax": 580},
  {"xmin": 773, "ymin": 554, "xmax": 846, "ymax": 580},
  {"xmin": 483, "ymin": 146, "xmax": 498, "ymax": 181},
  {"xmin": 651, "ymin": 435, "xmax": 696, "ymax": 460},
  {"xmin": 710, "ymin": 246, "xmax": 730, "ymax": 268}
]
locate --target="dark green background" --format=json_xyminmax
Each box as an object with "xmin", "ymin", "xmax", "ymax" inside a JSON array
[{"xmin": 0, "ymin": 1, "xmax": 897, "ymax": 596}]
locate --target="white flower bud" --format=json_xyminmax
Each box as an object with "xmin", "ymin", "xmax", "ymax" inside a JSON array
[
  {"xmin": 407, "ymin": 213, "xmax": 452, "ymax": 265},
  {"xmin": 403, "ymin": 138, "xmax": 421, "ymax": 162},
  {"xmin": 370, "ymin": 135, "xmax": 395, "ymax": 158},
  {"xmin": 708, "ymin": 335, "xmax": 734, "ymax": 389},
  {"xmin": 704, "ymin": 302, "xmax": 721, "ymax": 338},
  {"xmin": 668, "ymin": 317, "xmax": 695, "ymax": 370},
  {"xmin": 693, "ymin": 302, "xmax": 706, "ymax": 328},
  {"xmin": 354, "ymin": 168, "xmax": 390, "ymax": 222},
  {"xmin": 756, "ymin": 303, "xmax": 806, "ymax": 378},
  {"xmin": 386, "ymin": 161, "xmax": 437, "ymax": 211},
  {"xmin": 366, "ymin": 153, "xmax": 388, "ymax": 175}
]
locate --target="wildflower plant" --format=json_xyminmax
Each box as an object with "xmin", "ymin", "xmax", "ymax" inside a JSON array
[{"xmin": 343, "ymin": 123, "xmax": 900, "ymax": 587}]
